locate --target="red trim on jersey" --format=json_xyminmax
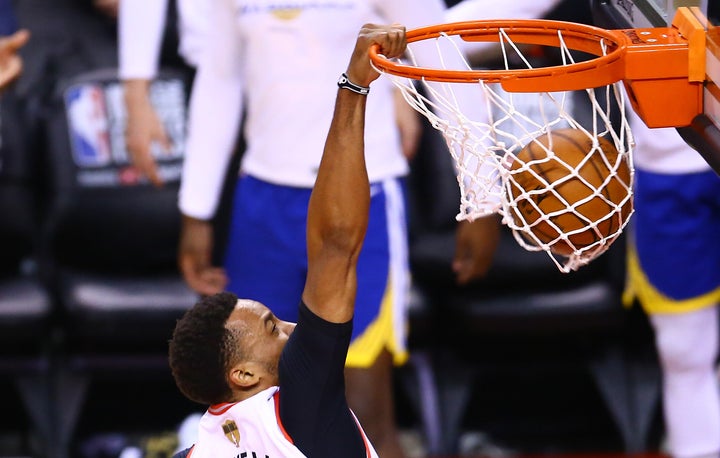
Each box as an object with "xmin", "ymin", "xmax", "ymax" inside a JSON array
[
  {"xmin": 273, "ymin": 390, "xmax": 295, "ymax": 444},
  {"xmin": 186, "ymin": 445, "xmax": 195, "ymax": 457},
  {"xmin": 208, "ymin": 402, "xmax": 237, "ymax": 415},
  {"xmin": 351, "ymin": 412, "xmax": 373, "ymax": 458}
]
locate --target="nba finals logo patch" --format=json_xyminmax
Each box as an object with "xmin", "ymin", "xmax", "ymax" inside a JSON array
[
  {"xmin": 271, "ymin": 8, "xmax": 301, "ymax": 20},
  {"xmin": 222, "ymin": 419, "xmax": 241, "ymax": 447}
]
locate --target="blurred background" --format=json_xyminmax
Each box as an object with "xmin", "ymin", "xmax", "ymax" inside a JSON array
[{"xmin": 0, "ymin": 0, "xmax": 680, "ymax": 457}]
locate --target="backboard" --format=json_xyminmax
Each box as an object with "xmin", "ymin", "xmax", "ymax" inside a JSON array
[
  {"xmin": 592, "ymin": 0, "xmax": 705, "ymax": 28},
  {"xmin": 592, "ymin": 0, "xmax": 720, "ymax": 174}
]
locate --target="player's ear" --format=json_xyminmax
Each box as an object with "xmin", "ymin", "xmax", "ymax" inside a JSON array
[{"xmin": 228, "ymin": 363, "xmax": 260, "ymax": 389}]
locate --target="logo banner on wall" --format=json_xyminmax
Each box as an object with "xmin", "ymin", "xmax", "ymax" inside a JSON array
[{"xmin": 64, "ymin": 77, "xmax": 186, "ymax": 187}]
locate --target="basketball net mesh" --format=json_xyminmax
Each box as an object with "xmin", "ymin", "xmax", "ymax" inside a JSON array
[{"xmin": 378, "ymin": 29, "xmax": 635, "ymax": 272}]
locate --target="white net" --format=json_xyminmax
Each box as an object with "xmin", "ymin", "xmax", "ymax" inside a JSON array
[{"xmin": 378, "ymin": 28, "xmax": 635, "ymax": 272}]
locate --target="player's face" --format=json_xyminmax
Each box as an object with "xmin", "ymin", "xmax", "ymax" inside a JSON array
[{"xmin": 227, "ymin": 299, "xmax": 296, "ymax": 384}]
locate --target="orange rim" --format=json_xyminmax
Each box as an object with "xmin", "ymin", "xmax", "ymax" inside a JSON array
[
  {"xmin": 369, "ymin": 19, "xmax": 631, "ymax": 92},
  {"xmin": 372, "ymin": 10, "xmax": 708, "ymax": 127}
]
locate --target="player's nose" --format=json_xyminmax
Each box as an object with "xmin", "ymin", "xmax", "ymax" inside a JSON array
[{"xmin": 281, "ymin": 321, "xmax": 296, "ymax": 336}]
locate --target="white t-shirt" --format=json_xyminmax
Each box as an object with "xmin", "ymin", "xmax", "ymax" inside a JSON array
[
  {"xmin": 179, "ymin": 0, "xmax": 474, "ymax": 220},
  {"xmin": 629, "ymin": 110, "xmax": 711, "ymax": 174},
  {"xmin": 446, "ymin": 0, "xmax": 561, "ymax": 21},
  {"xmin": 118, "ymin": 0, "xmax": 208, "ymax": 79},
  {"xmin": 445, "ymin": 0, "xmax": 563, "ymax": 56}
]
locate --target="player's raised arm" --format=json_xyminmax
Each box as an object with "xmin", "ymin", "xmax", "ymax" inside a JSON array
[{"xmin": 302, "ymin": 24, "xmax": 406, "ymax": 324}]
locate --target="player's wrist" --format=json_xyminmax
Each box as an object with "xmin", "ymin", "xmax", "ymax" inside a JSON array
[
  {"xmin": 337, "ymin": 72, "xmax": 370, "ymax": 95},
  {"xmin": 181, "ymin": 213, "xmax": 212, "ymax": 226},
  {"xmin": 123, "ymin": 79, "xmax": 152, "ymax": 100}
]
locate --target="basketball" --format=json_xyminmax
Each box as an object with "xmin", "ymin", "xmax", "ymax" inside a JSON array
[{"xmin": 507, "ymin": 128, "xmax": 633, "ymax": 256}]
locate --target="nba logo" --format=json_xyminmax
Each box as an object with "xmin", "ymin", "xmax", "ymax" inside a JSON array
[{"xmin": 65, "ymin": 83, "xmax": 112, "ymax": 168}]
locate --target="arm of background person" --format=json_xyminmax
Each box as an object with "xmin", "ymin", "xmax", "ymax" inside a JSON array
[
  {"xmin": 177, "ymin": 0, "xmax": 245, "ymax": 295},
  {"xmin": 0, "ymin": 29, "xmax": 29, "ymax": 91},
  {"xmin": 119, "ymin": 0, "xmax": 170, "ymax": 186},
  {"xmin": 302, "ymin": 24, "xmax": 407, "ymax": 324},
  {"xmin": 93, "ymin": 0, "xmax": 119, "ymax": 19}
]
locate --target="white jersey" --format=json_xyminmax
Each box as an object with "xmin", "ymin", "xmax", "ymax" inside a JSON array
[
  {"xmin": 629, "ymin": 110, "xmax": 711, "ymax": 174},
  {"xmin": 189, "ymin": 387, "xmax": 378, "ymax": 458},
  {"xmin": 445, "ymin": 0, "xmax": 561, "ymax": 20},
  {"xmin": 179, "ymin": 0, "xmax": 466, "ymax": 220},
  {"xmin": 190, "ymin": 387, "xmax": 306, "ymax": 457},
  {"xmin": 445, "ymin": 0, "xmax": 563, "ymax": 55},
  {"xmin": 118, "ymin": 0, "xmax": 208, "ymax": 78}
]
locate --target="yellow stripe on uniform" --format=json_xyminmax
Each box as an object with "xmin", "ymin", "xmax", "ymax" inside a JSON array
[
  {"xmin": 624, "ymin": 246, "xmax": 720, "ymax": 315},
  {"xmin": 345, "ymin": 277, "xmax": 409, "ymax": 368}
]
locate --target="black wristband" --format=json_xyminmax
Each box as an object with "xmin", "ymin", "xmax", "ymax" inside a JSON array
[{"xmin": 337, "ymin": 73, "xmax": 370, "ymax": 95}]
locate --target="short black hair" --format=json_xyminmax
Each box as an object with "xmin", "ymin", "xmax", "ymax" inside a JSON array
[{"xmin": 169, "ymin": 292, "xmax": 242, "ymax": 405}]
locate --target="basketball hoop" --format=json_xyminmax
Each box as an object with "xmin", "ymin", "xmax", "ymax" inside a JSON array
[
  {"xmin": 371, "ymin": 7, "xmax": 708, "ymax": 127},
  {"xmin": 370, "ymin": 7, "xmax": 711, "ymax": 271}
]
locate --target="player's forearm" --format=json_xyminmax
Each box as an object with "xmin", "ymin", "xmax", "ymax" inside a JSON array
[
  {"xmin": 304, "ymin": 24, "xmax": 406, "ymax": 323},
  {"xmin": 123, "ymin": 79, "xmax": 151, "ymax": 106},
  {"xmin": 307, "ymin": 89, "xmax": 370, "ymax": 259},
  {"xmin": 303, "ymin": 88, "xmax": 369, "ymax": 324}
]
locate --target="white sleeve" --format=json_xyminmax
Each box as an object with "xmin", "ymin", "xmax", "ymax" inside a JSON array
[
  {"xmin": 178, "ymin": 0, "xmax": 245, "ymax": 220},
  {"xmin": 118, "ymin": 0, "xmax": 169, "ymax": 80}
]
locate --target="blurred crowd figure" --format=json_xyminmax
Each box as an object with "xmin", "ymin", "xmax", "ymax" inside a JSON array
[
  {"xmin": 624, "ymin": 116, "xmax": 720, "ymax": 458},
  {"xmin": 0, "ymin": 28, "xmax": 27, "ymax": 91}
]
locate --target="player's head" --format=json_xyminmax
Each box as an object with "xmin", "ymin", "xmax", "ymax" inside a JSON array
[{"xmin": 169, "ymin": 292, "xmax": 295, "ymax": 405}]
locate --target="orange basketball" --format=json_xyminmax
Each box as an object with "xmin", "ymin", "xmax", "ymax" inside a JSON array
[{"xmin": 507, "ymin": 128, "xmax": 632, "ymax": 256}]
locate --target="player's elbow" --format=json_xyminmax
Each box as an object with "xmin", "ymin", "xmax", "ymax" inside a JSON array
[{"xmin": 312, "ymin": 222, "xmax": 367, "ymax": 259}]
